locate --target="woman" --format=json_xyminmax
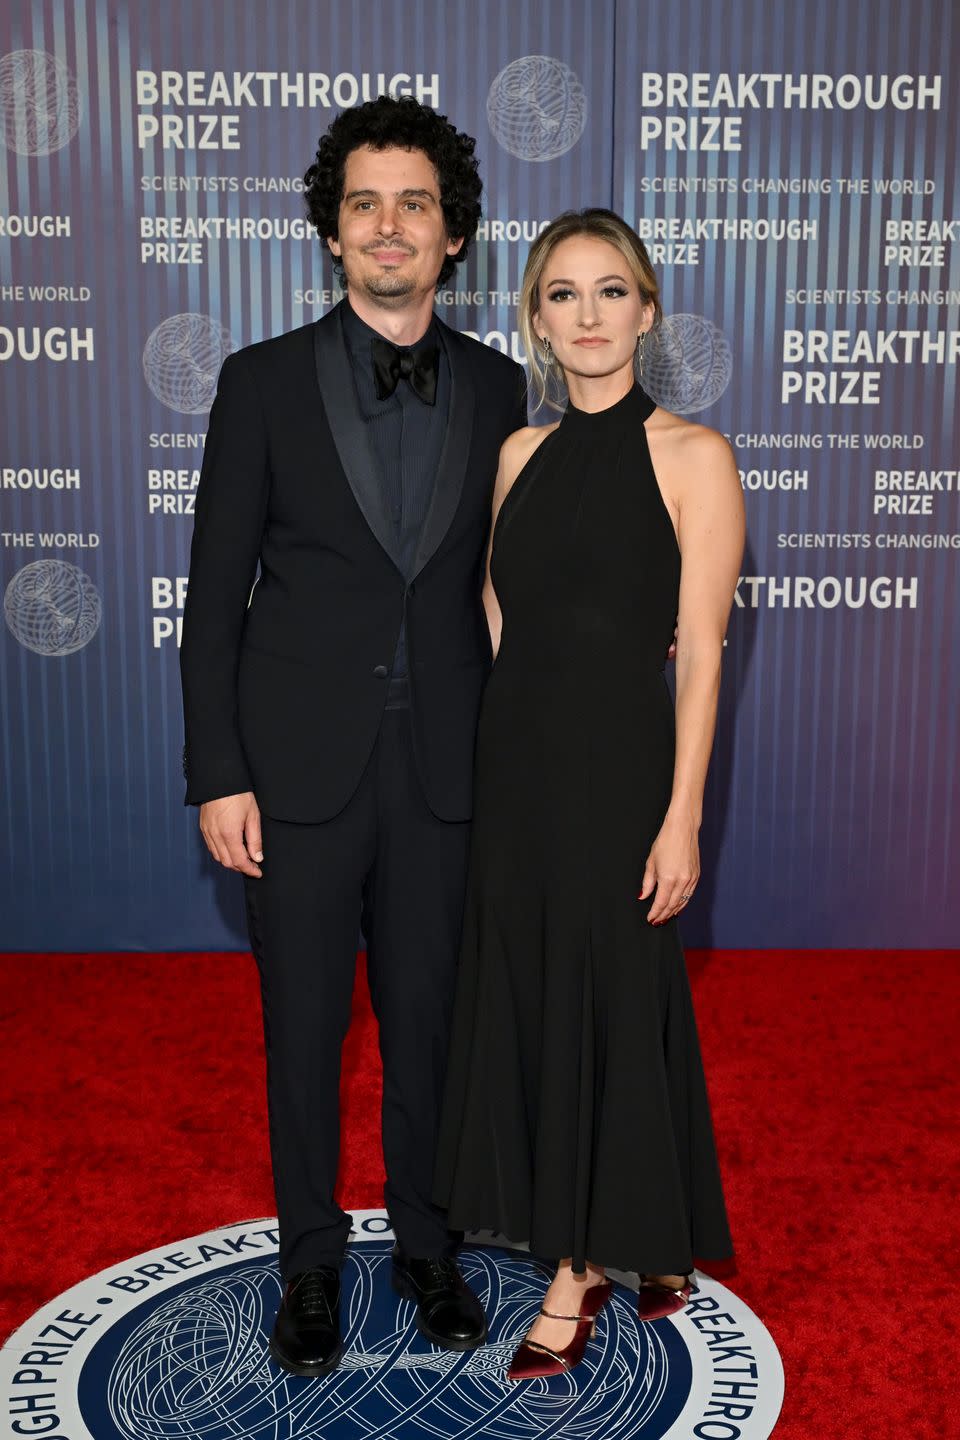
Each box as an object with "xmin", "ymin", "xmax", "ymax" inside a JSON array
[{"xmin": 432, "ymin": 209, "xmax": 745, "ymax": 1379}]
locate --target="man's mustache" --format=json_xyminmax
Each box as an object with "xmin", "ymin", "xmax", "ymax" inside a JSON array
[{"xmin": 363, "ymin": 241, "xmax": 416, "ymax": 255}]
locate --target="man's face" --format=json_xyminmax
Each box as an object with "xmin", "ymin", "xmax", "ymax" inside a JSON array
[{"xmin": 327, "ymin": 144, "xmax": 464, "ymax": 307}]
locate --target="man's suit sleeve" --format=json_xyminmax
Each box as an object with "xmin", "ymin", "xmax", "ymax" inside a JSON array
[{"xmin": 179, "ymin": 350, "xmax": 269, "ymax": 806}]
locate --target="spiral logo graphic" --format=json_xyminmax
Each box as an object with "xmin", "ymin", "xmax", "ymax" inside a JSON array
[
  {"xmin": 107, "ymin": 1267, "xmax": 282, "ymax": 1439},
  {"xmin": 4, "ymin": 560, "xmax": 101, "ymax": 656},
  {"xmin": 104, "ymin": 1247, "xmax": 676, "ymax": 1440},
  {"xmin": 487, "ymin": 56, "xmax": 587, "ymax": 162},
  {"xmin": 0, "ymin": 1215, "xmax": 782, "ymax": 1439},
  {"xmin": 642, "ymin": 314, "xmax": 733, "ymax": 414},
  {"xmin": 0, "ymin": 49, "xmax": 81, "ymax": 155},
  {"xmin": 142, "ymin": 314, "xmax": 236, "ymax": 414}
]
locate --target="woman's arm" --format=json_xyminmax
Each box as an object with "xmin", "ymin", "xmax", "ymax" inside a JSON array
[{"xmin": 641, "ymin": 427, "xmax": 745, "ymax": 924}]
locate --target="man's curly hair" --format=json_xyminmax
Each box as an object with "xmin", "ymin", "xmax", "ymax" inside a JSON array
[{"xmin": 303, "ymin": 95, "xmax": 482, "ymax": 288}]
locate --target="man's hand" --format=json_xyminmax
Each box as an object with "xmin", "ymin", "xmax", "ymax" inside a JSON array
[
  {"xmin": 667, "ymin": 621, "xmax": 678, "ymax": 662},
  {"xmin": 199, "ymin": 792, "xmax": 263, "ymax": 877}
]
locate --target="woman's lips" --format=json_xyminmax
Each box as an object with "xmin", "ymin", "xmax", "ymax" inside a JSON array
[{"xmin": 572, "ymin": 337, "xmax": 609, "ymax": 347}]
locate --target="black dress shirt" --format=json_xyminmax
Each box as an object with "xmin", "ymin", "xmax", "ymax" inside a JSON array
[{"xmin": 341, "ymin": 301, "xmax": 450, "ymax": 685}]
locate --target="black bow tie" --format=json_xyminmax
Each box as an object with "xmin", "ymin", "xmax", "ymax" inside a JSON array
[{"xmin": 371, "ymin": 334, "xmax": 439, "ymax": 405}]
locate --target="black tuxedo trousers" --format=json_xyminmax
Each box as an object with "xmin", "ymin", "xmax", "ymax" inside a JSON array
[{"xmin": 246, "ymin": 709, "xmax": 471, "ymax": 1275}]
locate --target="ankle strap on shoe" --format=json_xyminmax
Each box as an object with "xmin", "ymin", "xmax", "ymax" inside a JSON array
[{"xmin": 539, "ymin": 1306, "xmax": 586, "ymax": 1322}]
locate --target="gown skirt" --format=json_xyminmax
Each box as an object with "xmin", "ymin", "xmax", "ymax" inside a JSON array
[{"xmin": 432, "ymin": 384, "xmax": 734, "ymax": 1276}]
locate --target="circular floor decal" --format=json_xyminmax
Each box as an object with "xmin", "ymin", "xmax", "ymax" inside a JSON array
[{"xmin": 0, "ymin": 1212, "xmax": 783, "ymax": 1438}]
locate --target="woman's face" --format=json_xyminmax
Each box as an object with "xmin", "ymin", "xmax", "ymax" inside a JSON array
[{"xmin": 533, "ymin": 235, "xmax": 653, "ymax": 385}]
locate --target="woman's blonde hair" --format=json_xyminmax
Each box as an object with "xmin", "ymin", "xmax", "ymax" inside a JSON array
[{"xmin": 518, "ymin": 208, "xmax": 663, "ymax": 411}]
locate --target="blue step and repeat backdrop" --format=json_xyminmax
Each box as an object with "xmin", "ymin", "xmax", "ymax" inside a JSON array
[{"xmin": 1, "ymin": 0, "xmax": 957, "ymax": 950}]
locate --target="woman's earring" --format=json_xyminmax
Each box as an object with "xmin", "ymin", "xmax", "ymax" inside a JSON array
[
  {"xmin": 637, "ymin": 331, "xmax": 645, "ymax": 376},
  {"xmin": 541, "ymin": 335, "xmax": 553, "ymax": 363}
]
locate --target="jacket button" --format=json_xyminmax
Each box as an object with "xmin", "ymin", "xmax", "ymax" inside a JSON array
[{"xmin": 373, "ymin": 664, "xmax": 389, "ymax": 678}]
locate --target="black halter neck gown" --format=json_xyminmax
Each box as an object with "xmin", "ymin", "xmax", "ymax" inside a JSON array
[{"xmin": 433, "ymin": 383, "xmax": 734, "ymax": 1276}]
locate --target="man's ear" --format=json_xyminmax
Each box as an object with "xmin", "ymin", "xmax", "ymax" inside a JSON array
[
  {"xmin": 446, "ymin": 235, "xmax": 465, "ymax": 257},
  {"xmin": 327, "ymin": 234, "xmax": 341, "ymax": 256}
]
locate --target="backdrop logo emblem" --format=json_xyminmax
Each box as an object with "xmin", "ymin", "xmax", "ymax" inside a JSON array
[
  {"xmin": 487, "ymin": 56, "xmax": 587, "ymax": 162},
  {"xmin": 3, "ymin": 560, "xmax": 101, "ymax": 656},
  {"xmin": 0, "ymin": 49, "xmax": 81, "ymax": 155},
  {"xmin": 642, "ymin": 314, "xmax": 734, "ymax": 414},
  {"xmin": 0, "ymin": 1213, "xmax": 782, "ymax": 1438},
  {"xmin": 143, "ymin": 314, "xmax": 237, "ymax": 414}
]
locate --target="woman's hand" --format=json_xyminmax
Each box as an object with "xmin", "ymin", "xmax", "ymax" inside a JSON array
[{"xmin": 639, "ymin": 810, "xmax": 700, "ymax": 924}]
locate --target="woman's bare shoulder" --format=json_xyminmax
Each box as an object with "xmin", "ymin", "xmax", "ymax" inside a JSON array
[
  {"xmin": 648, "ymin": 406, "xmax": 736, "ymax": 471},
  {"xmin": 499, "ymin": 421, "xmax": 560, "ymax": 486},
  {"xmin": 650, "ymin": 406, "xmax": 731, "ymax": 460},
  {"xmin": 489, "ymin": 422, "xmax": 560, "ymax": 515}
]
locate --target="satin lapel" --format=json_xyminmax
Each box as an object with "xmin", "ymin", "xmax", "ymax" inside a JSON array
[
  {"xmin": 312, "ymin": 302, "xmax": 402, "ymax": 571},
  {"xmin": 411, "ymin": 320, "xmax": 475, "ymax": 581}
]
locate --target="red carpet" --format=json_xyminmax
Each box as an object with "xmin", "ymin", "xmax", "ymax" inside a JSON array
[{"xmin": 1, "ymin": 949, "xmax": 957, "ymax": 1438}]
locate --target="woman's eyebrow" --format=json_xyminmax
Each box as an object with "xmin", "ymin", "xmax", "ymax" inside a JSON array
[{"xmin": 544, "ymin": 273, "xmax": 629, "ymax": 286}]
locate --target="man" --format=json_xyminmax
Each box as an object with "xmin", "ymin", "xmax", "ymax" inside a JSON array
[{"xmin": 180, "ymin": 96, "xmax": 527, "ymax": 1376}]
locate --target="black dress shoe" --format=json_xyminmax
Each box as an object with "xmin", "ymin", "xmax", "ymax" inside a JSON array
[
  {"xmin": 391, "ymin": 1243, "xmax": 488, "ymax": 1350},
  {"xmin": 269, "ymin": 1266, "xmax": 343, "ymax": 1376}
]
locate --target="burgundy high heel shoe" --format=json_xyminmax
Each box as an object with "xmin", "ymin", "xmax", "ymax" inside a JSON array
[
  {"xmin": 507, "ymin": 1280, "xmax": 613, "ymax": 1379},
  {"xmin": 635, "ymin": 1270, "xmax": 698, "ymax": 1321}
]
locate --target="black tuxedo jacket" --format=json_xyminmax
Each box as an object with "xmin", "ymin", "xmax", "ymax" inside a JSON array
[{"xmin": 179, "ymin": 300, "xmax": 527, "ymax": 822}]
